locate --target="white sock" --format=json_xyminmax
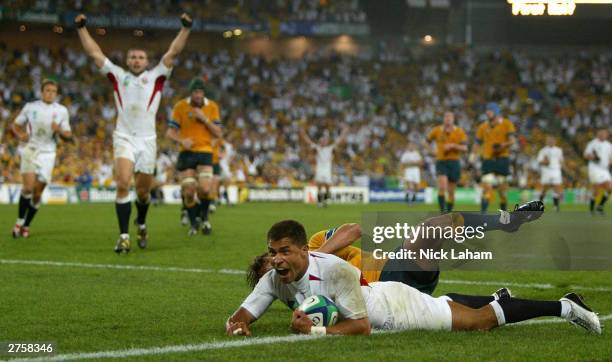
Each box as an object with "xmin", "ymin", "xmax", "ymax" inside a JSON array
[
  {"xmin": 560, "ymin": 300, "xmax": 571, "ymax": 319},
  {"xmin": 16, "ymin": 218, "xmax": 25, "ymax": 225},
  {"xmin": 120, "ymin": 233, "xmax": 129, "ymax": 239},
  {"xmin": 489, "ymin": 300, "xmax": 506, "ymax": 326},
  {"xmin": 138, "ymin": 224, "xmax": 146, "ymax": 230}
]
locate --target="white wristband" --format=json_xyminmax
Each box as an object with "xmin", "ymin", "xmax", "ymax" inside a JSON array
[{"xmin": 310, "ymin": 326, "xmax": 327, "ymax": 336}]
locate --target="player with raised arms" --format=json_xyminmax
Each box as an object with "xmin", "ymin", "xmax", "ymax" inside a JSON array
[
  {"xmin": 11, "ymin": 78, "xmax": 73, "ymax": 238},
  {"xmin": 584, "ymin": 127, "xmax": 611, "ymax": 215},
  {"xmin": 227, "ymin": 220, "xmax": 600, "ymax": 337},
  {"xmin": 427, "ymin": 111, "xmax": 468, "ymax": 213},
  {"xmin": 75, "ymin": 12, "xmax": 192, "ymax": 252},
  {"xmin": 536, "ymin": 135, "xmax": 564, "ymax": 212},
  {"xmin": 300, "ymin": 124, "xmax": 348, "ymax": 207},
  {"xmin": 472, "ymin": 102, "xmax": 516, "ymax": 213},
  {"xmin": 167, "ymin": 78, "xmax": 222, "ymax": 235}
]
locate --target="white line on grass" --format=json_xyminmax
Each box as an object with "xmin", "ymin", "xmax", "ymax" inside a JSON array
[
  {"xmin": 4, "ymin": 315, "xmax": 611, "ymax": 362},
  {"xmin": 0, "ymin": 259, "xmax": 227, "ymax": 275},
  {"xmin": 1, "ymin": 334, "xmax": 323, "ymax": 362},
  {"xmin": 3, "ymin": 258, "xmax": 612, "ymax": 292}
]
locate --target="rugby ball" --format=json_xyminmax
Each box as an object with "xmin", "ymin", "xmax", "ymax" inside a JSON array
[{"xmin": 298, "ymin": 295, "xmax": 339, "ymax": 327}]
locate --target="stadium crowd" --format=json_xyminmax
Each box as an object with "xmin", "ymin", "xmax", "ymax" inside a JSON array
[
  {"xmin": 0, "ymin": 42, "xmax": 610, "ymax": 189},
  {"xmin": 4, "ymin": 0, "xmax": 367, "ymax": 24}
]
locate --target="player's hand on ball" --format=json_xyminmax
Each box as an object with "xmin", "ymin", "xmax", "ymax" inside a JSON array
[
  {"xmin": 180, "ymin": 13, "xmax": 193, "ymax": 28},
  {"xmin": 226, "ymin": 321, "xmax": 251, "ymax": 337},
  {"xmin": 290, "ymin": 309, "xmax": 313, "ymax": 334},
  {"xmin": 75, "ymin": 14, "xmax": 87, "ymax": 28}
]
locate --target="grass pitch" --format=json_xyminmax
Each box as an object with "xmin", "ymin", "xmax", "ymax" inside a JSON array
[{"xmin": 1, "ymin": 202, "xmax": 611, "ymax": 361}]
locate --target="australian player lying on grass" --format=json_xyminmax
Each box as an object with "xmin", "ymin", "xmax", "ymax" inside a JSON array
[
  {"xmin": 226, "ymin": 220, "xmax": 601, "ymax": 336},
  {"xmin": 248, "ymin": 200, "xmax": 546, "ymax": 296}
]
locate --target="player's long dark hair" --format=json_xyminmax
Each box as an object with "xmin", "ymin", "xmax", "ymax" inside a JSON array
[{"xmin": 246, "ymin": 252, "xmax": 270, "ymax": 289}]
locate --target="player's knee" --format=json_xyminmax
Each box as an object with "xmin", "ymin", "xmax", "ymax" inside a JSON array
[
  {"xmin": 116, "ymin": 178, "xmax": 130, "ymax": 193},
  {"xmin": 474, "ymin": 306, "xmax": 498, "ymax": 330},
  {"xmin": 136, "ymin": 188, "xmax": 149, "ymax": 201},
  {"xmin": 32, "ymin": 193, "xmax": 42, "ymax": 204}
]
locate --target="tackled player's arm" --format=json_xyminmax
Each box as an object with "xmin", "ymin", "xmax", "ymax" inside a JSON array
[
  {"xmin": 161, "ymin": 13, "xmax": 192, "ymax": 68},
  {"xmin": 317, "ymin": 224, "xmax": 362, "ymax": 255},
  {"xmin": 74, "ymin": 14, "xmax": 106, "ymax": 68}
]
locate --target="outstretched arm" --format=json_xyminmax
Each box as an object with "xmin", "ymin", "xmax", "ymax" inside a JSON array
[
  {"xmin": 317, "ymin": 223, "xmax": 362, "ymax": 255},
  {"xmin": 161, "ymin": 13, "xmax": 192, "ymax": 68},
  {"xmin": 333, "ymin": 125, "xmax": 350, "ymax": 147},
  {"xmin": 300, "ymin": 127, "xmax": 317, "ymax": 148},
  {"xmin": 226, "ymin": 307, "xmax": 256, "ymax": 336},
  {"xmin": 75, "ymin": 14, "xmax": 106, "ymax": 68}
]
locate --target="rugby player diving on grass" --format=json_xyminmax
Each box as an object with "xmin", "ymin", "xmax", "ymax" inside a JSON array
[{"xmin": 226, "ymin": 218, "xmax": 601, "ymax": 336}]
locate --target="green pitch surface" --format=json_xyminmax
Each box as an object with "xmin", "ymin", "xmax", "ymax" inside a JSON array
[{"xmin": 1, "ymin": 202, "xmax": 611, "ymax": 361}]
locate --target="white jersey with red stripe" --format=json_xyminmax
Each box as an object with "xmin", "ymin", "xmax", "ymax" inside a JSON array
[
  {"xmin": 100, "ymin": 58, "xmax": 172, "ymax": 139},
  {"xmin": 241, "ymin": 252, "xmax": 369, "ymax": 321}
]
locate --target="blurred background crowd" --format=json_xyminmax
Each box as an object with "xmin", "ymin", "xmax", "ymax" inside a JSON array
[{"xmin": 0, "ymin": 0, "xmax": 610, "ymax": 190}]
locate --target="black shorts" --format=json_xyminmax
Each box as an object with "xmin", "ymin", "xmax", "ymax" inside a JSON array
[
  {"xmin": 481, "ymin": 157, "xmax": 510, "ymax": 176},
  {"xmin": 435, "ymin": 160, "xmax": 461, "ymax": 183},
  {"xmin": 213, "ymin": 163, "xmax": 220, "ymax": 176},
  {"xmin": 379, "ymin": 248, "xmax": 440, "ymax": 295},
  {"xmin": 176, "ymin": 151, "xmax": 213, "ymax": 172}
]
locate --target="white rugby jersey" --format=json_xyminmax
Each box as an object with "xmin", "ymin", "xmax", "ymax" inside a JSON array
[
  {"xmin": 315, "ymin": 145, "xmax": 334, "ymax": 173},
  {"xmin": 584, "ymin": 139, "xmax": 612, "ymax": 171},
  {"xmin": 537, "ymin": 146, "xmax": 563, "ymax": 172},
  {"xmin": 241, "ymin": 252, "xmax": 368, "ymax": 321},
  {"xmin": 400, "ymin": 150, "xmax": 422, "ymax": 166},
  {"xmin": 100, "ymin": 58, "xmax": 172, "ymax": 139},
  {"xmin": 14, "ymin": 100, "xmax": 70, "ymax": 152}
]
